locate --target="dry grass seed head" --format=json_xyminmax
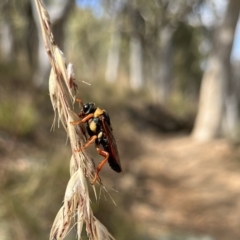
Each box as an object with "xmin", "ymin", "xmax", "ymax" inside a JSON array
[
  {"xmin": 50, "ymin": 205, "xmax": 72, "ymax": 240},
  {"xmin": 49, "ymin": 67, "xmax": 67, "ymax": 131},
  {"xmin": 54, "ymin": 47, "xmax": 76, "ymax": 102},
  {"xmin": 50, "ymin": 169, "xmax": 89, "ymax": 240},
  {"xmin": 35, "ymin": 1, "xmax": 117, "ymax": 240}
]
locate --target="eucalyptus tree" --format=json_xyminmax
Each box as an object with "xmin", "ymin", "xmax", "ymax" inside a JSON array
[
  {"xmin": 104, "ymin": 0, "xmax": 205, "ymax": 102},
  {"xmin": 192, "ymin": 0, "xmax": 240, "ymax": 141}
]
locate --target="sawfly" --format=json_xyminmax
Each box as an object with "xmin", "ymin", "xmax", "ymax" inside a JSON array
[{"xmin": 71, "ymin": 99, "xmax": 122, "ymax": 184}]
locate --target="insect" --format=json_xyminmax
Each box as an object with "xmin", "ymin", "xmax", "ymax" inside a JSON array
[{"xmin": 71, "ymin": 99, "xmax": 122, "ymax": 184}]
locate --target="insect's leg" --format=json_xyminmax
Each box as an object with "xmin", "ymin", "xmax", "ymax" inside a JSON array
[
  {"xmin": 92, "ymin": 147, "xmax": 109, "ymax": 184},
  {"xmin": 70, "ymin": 113, "xmax": 94, "ymax": 125},
  {"xmin": 74, "ymin": 135, "xmax": 97, "ymax": 152}
]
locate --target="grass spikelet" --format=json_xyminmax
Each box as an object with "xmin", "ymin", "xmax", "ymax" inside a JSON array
[
  {"xmin": 34, "ymin": 0, "xmax": 116, "ymax": 239},
  {"xmin": 49, "ymin": 68, "xmax": 58, "ymax": 130},
  {"xmin": 49, "ymin": 206, "xmax": 72, "ymax": 240},
  {"xmin": 54, "ymin": 47, "xmax": 76, "ymax": 101},
  {"xmin": 94, "ymin": 218, "xmax": 115, "ymax": 240},
  {"xmin": 67, "ymin": 63, "xmax": 78, "ymax": 97}
]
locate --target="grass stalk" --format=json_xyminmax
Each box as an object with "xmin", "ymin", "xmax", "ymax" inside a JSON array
[{"xmin": 34, "ymin": 1, "xmax": 115, "ymax": 239}]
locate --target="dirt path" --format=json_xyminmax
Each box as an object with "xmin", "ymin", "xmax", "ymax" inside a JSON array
[
  {"xmin": 124, "ymin": 135, "xmax": 240, "ymax": 240},
  {"xmin": 1, "ymin": 125, "xmax": 240, "ymax": 240}
]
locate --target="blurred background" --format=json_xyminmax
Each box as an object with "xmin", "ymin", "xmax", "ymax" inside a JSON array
[{"xmin": 1, "ymin": 0, "xmax": 240, "ymax": 239}]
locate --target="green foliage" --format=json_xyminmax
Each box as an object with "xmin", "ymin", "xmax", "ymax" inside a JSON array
[
  {"xmin": 65, "ymin": 8, "xmax": 111, "ymax": 79},
  {"xmin": 0, "ymin": 0, "xmax": 30, "ymax": 59},
  {"xmin": 173, "ymin": 23, "xmax": 206, "ymax": 95},
  {"xmin": 0, "ymin": 151, "xmax": 71, "ymax": 240},
  {"xmin": 0, "ymin": 96, "xmax": 38, "ymax": 136},
  {"xmin": 168, "ymin": 90, "xmax": 197, "ymax": 118}
]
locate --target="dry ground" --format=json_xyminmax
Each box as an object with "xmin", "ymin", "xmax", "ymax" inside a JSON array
[
  {"xmin": 119, "ymin": 133, "xmax": 240, "ymax": 240},
  {"xmin": 1, "ymin": 89, "xmax": 240, "ymax": 240}
]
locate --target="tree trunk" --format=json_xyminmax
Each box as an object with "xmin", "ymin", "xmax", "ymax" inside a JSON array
[
  {"xmin": 25, "ymin": 1, "xmax": 38, "ymax": 69},
  {"xmin": 223, "ymin": 65, "xmax": 239, "ymax": 139},
  {"xmin": 155, "ymin": 26, "xmax": 174, "ymax": 103},
  {"xmin": 105, "ymin": 31, "xmax": 121, "ymax": 83},
  {"xmin": 223, "ymin": 92, "xmax": 238, "ymax": 139},
  {"xmin": 192, "ymin": 0, "xmax": 240, "ymax": 141},
  {"xmin": 0, "ymin": 18, "xmax": 14, "ymax": 62},
  {"xmin": 129, "ymin": 35, "xmax": 143, "ymax": 90},
  {"xmin": 0, "ymin": 3, "xmax": 14, "ymax": 63}
]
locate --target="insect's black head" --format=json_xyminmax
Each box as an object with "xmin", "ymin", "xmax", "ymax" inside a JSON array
[{"xmin": 82, "ymin": 102, "xmax": 95, "ymax": 114}]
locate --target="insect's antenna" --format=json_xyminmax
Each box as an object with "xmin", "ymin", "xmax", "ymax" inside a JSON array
[{"xmin": 75, "ymin": 98, "xmax": 84, "ymax": 108}]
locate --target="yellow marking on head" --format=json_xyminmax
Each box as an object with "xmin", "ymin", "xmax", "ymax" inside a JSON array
[{"xmin": 94, "ymin": 107, "xmax": 104, "ymax": 117}]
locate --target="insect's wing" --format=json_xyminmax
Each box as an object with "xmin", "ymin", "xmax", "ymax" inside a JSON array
[{"xmin": 101, "ymin": 115, "xmax": 122, "ymax": 173}]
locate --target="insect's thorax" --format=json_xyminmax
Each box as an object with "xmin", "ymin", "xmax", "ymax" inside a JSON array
[{"xmin": 94, "ymin": 107, "xmax": 104, "ymax": 118}]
